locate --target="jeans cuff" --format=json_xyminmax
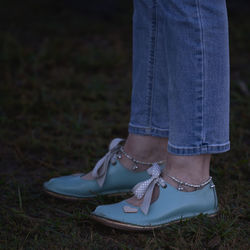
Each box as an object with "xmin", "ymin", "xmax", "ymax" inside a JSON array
[
  {"xmin": 167, "ymin": 141, "xmax": 230, "ymax": 155},
  {"xmin": 128, "ymin": 123, "xmax": 169, "ymax": 138}
]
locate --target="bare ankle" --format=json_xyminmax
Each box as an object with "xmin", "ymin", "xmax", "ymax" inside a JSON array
[
  {"xmin": 83, "ymin": 135, "xmax": 169, "ymax": 180},
  {"xmin": 120, "ymin": 134, "xmax": 168, "ymax": 171},
  {"xmin": 162, "ymin": 153, "xmax": 211, "ymax": 192}
]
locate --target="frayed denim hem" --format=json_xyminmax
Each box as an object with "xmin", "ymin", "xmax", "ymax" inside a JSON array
[
  {"xmin": 168, "ymin": 141, "xmax": 230, "ymax": 155},
  {"xmin": 128, "ymin": 123, "xmax": 169, "ymax": 138}
]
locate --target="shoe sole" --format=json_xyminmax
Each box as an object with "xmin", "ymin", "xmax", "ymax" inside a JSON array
[
  {"xmin": 90, "ymin": 212, "xmax": 218, "ymax": 231},
  {"xmin": 44, "ymin": 189, "xmax": 130, "ymax": 201}
]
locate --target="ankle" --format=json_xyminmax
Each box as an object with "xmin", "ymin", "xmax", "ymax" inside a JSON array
[
  {"xmin": 120, "ymin": 134, "xmax": 168, "ymax": 171},
  {"xmin": 162, "ymin": 153, "xmax": 211, "ymax": 192},
  {"xmin": 125, "ymin": 134, "xmax": 168, "ymax": 154}
]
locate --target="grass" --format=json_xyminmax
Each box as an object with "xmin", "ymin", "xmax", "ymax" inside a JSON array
[{"xmin": 0, "ymin": 1, "xmax": 249, "ymax": 249}]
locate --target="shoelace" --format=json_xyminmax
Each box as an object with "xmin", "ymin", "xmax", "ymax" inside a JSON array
[
  {"xmin": 132, "ymin": 163, "xmax": 166, "ymax": 215},
  {"xmin": 91, "ymin": 138, "xmax": 124, "ymax": 187}
]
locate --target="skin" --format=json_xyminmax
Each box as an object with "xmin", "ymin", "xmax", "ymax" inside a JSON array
[
  {"xmin": 122, "ymin": 134, "xmax": 211, "ymax": 206},
  {"xmin": 83, "ymin": 133, "xmax": 211, "ymax": 206}
]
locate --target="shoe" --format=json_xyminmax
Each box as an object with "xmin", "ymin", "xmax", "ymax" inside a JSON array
[
  {"xmin": 43, "ymin": 138, "xmax": 163, "ymax": 200},
  {"xmin": 91, "ymin": 163, "xmax": 219, "ymax": 231}
]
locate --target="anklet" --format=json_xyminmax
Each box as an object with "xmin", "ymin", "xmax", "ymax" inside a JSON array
[
  {"xmin": 118, "ymin": 146, "xmax": 165, "ymax": 171},
  {"xmin": 166, "ymin": 174, "xmax": 212, "ymax": 191}
]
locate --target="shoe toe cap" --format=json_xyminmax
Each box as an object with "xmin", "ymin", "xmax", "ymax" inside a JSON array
[{"xmin": 43, "ymin": 174, "xmax": 85, "ymax": 196}]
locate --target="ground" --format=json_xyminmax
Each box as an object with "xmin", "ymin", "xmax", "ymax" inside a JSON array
[{"xmin": 0, "ymin": 1, "xmax": 249, "ymax": 249}]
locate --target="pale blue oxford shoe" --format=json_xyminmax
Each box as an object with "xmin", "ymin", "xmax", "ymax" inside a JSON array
[
  {"xmin": 91, "ymin": 163, "xmax": 219, "ymax": 231},
  {"xmin": 43, "ymin": 138, "xmax": 164, "ymax": 200}
]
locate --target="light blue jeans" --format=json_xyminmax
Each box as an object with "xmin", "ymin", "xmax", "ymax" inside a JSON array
[{"xmin": 129, "ymin": 0, "xmax": 230, "ymax": 155}]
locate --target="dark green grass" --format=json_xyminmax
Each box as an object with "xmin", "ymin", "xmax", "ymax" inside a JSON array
[{"xmin": 0, "ymin": 1, "xmax": 249, "ymax": 249}]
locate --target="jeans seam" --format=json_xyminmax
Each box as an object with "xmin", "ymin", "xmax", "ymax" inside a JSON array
[
  {"xmin": 168, "ymin": 141, "xmax": 230, "ymax": 155},
  {"xmin": 146, "ymin": 0, "xmax": 157, "ymax": 126},
  {"xmin": 168, "ymin": 141, "xmax": 230, "ymax": 149},
  {"xmin": 128, "ymin": 124, "xmax": 169, "ymax": 138},
  {"xmin": 196, "ymin": 0, "xmax": 205, "ymax": 143},
  {"xmin": 129, "ymin": 122, "xmax": 169, "ymax": 131}
]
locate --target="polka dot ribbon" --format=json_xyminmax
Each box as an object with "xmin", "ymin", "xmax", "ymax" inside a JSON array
[{"xmin": 132, "ymin": 163, "xmax": 166, "ymax": 215}]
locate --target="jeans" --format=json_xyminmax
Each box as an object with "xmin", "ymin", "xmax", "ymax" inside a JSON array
[{"xmin": 128, "ymin": 0, "xmax": 230, "ymax": 155}]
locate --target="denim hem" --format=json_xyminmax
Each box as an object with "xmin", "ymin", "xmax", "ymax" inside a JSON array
[
  {"xmin": 128, "ymin": 123, "xmax": 169, "ymax": 138},
  {"xmin": 168, "ymin": 141, "xmax": 230, "ymax": 155}
]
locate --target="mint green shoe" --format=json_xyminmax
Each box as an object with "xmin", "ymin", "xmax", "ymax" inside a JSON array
[
  {"xmin": 91, "ymin": 163, "xmax": 219, "ymax": 231},
  {"xmin": 43, "ymin": 138, "xmax": 161, "ymax": 200}
]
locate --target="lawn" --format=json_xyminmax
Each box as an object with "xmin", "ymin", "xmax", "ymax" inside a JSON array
[{"xmin": 0, "ymin": 1, "xmax": 249, "ymax": 249}]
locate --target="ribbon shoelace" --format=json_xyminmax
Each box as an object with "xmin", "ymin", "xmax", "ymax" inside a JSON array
[
  {"xmin": 89, "ymin": 138, "xmax": 166, "ymax": 215},
  {"xmin": 91, "ymin": 138, "xmax": 124, "ymax": 187},
  {"xmin": 131, "ymin": 163, "xmax": 166, "ymax": 215}
]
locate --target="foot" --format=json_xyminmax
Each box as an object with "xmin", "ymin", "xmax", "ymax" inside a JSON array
[
  {"xmin": 126, "ymin": 152, "xmax": 211, "ymax": 207},
  {"xmin": 83, "ymin": 134, "xmax": 168, "ymax": 180},
  {"xmin": 91, "ymin": 163, "xmax": 218, "ymax": 231},
  {"xmin": 43, "ymin": 136, "xmax": 167, "ymax": 200}
]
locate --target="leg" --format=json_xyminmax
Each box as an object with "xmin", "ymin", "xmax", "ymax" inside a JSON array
[
  {"xmin": 129, "ymin": 0, "xmax": 229, "ymax": 193},
  {"xmin": 120, "ymin": 0, "xmax": 171, "ymax": 171},
  {"xmin": 160, "ymin": 0, "xmax": 230, "ymax": 189},
  {"xmin": 44, "ymin": 0, "xmax": 171, "ymax": 196},
  {"xmin": 125, "ymin": 0, "xmax": 229, "ymax": 175},
  {"xmin": 161, "ymin": 0, "xmax": 230, "ymax": 155},
  {"xmin": 43, "ymin": 0, "xmax": 171, "ymax": 200},
  {"xmin": 43, "ymin": 0, "xmax": 170, "ymax": 202},
  {"xmin": 129, "ymin": 0, "xmax": 170, "ymax": 136},
  {"xmin": 92, "ymin": 0, "xmax": 230, "ymax": 229}
]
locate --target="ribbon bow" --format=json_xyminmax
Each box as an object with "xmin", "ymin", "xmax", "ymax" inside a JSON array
[
  {"xmin": 132, "ymin": 163, "xmax": 166, "ymax": 215},
  {"xmin": 91, "ymin": 138, "xmax": 124, "ymax": 187}
]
